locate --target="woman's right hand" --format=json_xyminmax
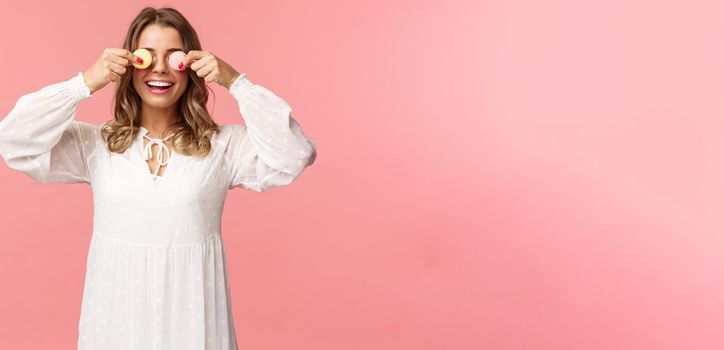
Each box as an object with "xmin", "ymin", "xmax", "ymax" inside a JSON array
[{"xmin": 82, "ymin": 48, "xmax": 138, "ymax": 94}]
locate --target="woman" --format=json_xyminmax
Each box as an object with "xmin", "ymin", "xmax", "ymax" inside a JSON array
[{"xmin": 0, "ymin": 6, "xmax": 316, "ymax": 349}]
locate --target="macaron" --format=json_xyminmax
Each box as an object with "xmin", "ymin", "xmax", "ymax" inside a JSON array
[
  {"xmin": 132, "ymin": 48, "xmax": 152, "ymax": 69},
  {"xmin": 169, "ymin": 51, "xmax": 186, "ymax": 71}
]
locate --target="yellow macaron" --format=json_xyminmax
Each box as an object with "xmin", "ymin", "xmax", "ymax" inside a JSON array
[{"xmin": 132, "ymin": 48, "xmax": 152, "ymax": 69}]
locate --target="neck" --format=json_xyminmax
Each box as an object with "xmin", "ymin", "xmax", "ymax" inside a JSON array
[{"xmin": 141, "ymin": 103, "xmax": 178, "ymax": 137}]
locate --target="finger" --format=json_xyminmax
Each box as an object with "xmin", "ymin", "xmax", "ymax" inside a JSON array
[
  {"xmin": 108, "ymin": 71, "xmax": 121, "ymax": 82},
  {"xmin": 107, "ymin": 61, "xmax": 127, "ymax": 76},
  {"xmin": 109, "ymin": 48, "xmax": 135, "ymax": 64},
  {"xmin": 107, "ymin": 52, "xmax": 130, "ymax": 66},
  {"xmin": 191, "ymin": 54, "xmax": 214, "ymax": 72},
  {"xmin": 204, "ymin": 71, "xmax": 218, "ymax": 83},
  {"xmin": 183, "ymin": 50, "xmax": 207, "ymax": 69},
  {"xmin": 196, "ymin": 64, "xmax": 215, "ymax": 78}
]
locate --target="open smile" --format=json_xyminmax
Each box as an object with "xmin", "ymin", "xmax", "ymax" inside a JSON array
[{"xmin": 144, "ymin": 80, "xmax": 175, "ymax": 95}]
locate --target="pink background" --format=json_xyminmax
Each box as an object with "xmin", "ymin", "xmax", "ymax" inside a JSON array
[{"xmin": 1, "ymin": 0, "xmax": 723, "ymax": 349}]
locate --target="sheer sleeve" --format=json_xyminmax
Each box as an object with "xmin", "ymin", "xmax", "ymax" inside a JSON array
[
  {"xmin": 0, "ymin": 72, "xmax": 96, "ymax": 184},
  {"xmin": 223, "ymin": 73, "xmax": 317, "ymax": 192}
]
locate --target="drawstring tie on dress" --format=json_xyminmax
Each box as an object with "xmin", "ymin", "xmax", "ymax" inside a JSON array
[{"xmin": 143, "ymin": 134, "xmax": 172, "ymax": 179}]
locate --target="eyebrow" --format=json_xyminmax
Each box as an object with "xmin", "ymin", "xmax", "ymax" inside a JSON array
[{"xmin": 141, "ymin": 47, "xmax": 184, "ymax": 52}]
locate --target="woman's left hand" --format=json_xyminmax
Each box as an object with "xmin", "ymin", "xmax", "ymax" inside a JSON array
[{"xmin": 183, "ymin": 50, "xmax": 241, "ymax": 89}]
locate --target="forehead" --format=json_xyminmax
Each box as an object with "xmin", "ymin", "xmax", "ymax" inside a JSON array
[{"xmin": 136, "ymin": 24, "xmax": 183, "ymax": 50}]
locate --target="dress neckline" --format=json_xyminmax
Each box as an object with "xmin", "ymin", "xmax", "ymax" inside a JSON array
[{"xmin": 138, "ymin": 126, "xmax": 175, "ymax": 180}]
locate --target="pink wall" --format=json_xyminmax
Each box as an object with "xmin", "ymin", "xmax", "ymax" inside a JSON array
[{"xmin": 1, "ymin": 0, "xmax": 723, "ymax": 349}]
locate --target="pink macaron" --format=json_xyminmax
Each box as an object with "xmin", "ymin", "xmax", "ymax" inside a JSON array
[{"xmin": 169, "ymin": 51, "xmax": 186, "ymax": 71}]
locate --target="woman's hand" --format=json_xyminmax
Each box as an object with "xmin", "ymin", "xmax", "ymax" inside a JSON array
[
  {"xmin": 83, "ymin": 48, "xmax": 136, "ymax": 94},
  {"xmin": 183, "ymin": 50, "xmax": 240, "ymax": 89}
]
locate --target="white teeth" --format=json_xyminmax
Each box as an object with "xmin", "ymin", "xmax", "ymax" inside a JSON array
[{"xmin": 147, "ymin": 81, "xmax": 173, "ymax": 87}]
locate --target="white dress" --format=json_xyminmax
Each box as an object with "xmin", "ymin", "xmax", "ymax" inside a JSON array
[{"xmin": 0, "ymin": 72, "xmax": 317, "ymax": 349}]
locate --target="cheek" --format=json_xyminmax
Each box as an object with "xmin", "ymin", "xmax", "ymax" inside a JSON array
[
  {"xmin": 176, "ymin": 75, "xmax": 189, "ymax": 90},
  {"xmin": 132, "ymin": 72, "xmax": 143, "ymax": 88},
  {"xmin": 176, "ymin": 72, "xmax": 188, "ymax": 83}
]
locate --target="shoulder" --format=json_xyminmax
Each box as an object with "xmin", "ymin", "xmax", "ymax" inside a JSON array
[
  {"xmin": 74, "ymin": 120, "xmax": 101, "ymax": 131},
  {"xmin": 70, "ymin": 120, "xmax": 102, "ymax": 141},
  {"xmin": 69, "ymin": 121, "xmax": 107, "ymax": 153},
  {"xmin": 213, "ymin": 123, "xmax": 247, "ymax": 148}
]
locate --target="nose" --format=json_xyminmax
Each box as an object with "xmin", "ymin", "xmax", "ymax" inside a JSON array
[{"xmin": 151, "ymin": 54, "xmax": 169, "ymax": 74}]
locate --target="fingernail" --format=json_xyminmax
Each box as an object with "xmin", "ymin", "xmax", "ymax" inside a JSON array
[
  {"xmin": 179, "ymin": 63, "xmax": 184, "ymax": 69},
  {"xmin": 137, "ymin": 57, "xmax": 144, "ymax": 64}
]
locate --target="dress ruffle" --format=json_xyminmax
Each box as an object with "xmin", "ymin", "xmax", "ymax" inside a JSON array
[{"xmin": 78, "ymin": 234, "xmax": 238, "ymax": 350}]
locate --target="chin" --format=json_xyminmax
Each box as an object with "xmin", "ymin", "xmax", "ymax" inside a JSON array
[
  {"xmin": 136, "ymin": 86, "xmax": 179, "ymax": 104},
  {"xmin": 145, "ymin": 100, "xmax": 174, "ymax": 108}
]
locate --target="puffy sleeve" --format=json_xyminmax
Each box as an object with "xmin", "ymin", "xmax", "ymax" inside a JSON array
[
  {"xmin": 223, "ymin": 73, "xmax": 317, "ymax": 192},
  {"xmin": 0, "ymin": 72, "xmax": 96, "ymax": 184}
]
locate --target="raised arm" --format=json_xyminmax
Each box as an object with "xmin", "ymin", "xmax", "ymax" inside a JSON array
[
  {"xmin": 0, "ymin": 72, "xmax": 97, "ymax": 184},
  {"xmin": 223, "ymin": 73, "xmax": 317, "ymax": 192}
]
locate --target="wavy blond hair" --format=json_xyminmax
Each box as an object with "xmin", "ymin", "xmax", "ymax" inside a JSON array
[{"xmin": 100, "ymin": 6, "xmax": 218, "ymax": 157}]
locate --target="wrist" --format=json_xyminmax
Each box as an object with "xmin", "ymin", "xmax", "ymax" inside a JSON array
[
  {"xmin": 82, "ymin": 71, "xmax": 97, "ymax": 94},
  {"xmin": 225, "ymin": 73, "xmax": 241, "ymax": 90}
]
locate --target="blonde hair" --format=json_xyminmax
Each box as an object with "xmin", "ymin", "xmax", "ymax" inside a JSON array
[{"xmin": 101, "ymin": 6, "xmax": 218, "ymax": 158}]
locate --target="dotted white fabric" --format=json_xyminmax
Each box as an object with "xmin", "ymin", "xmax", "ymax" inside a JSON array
[{"xmin": 0, "ymin": 72, "xmax": 317, "ymax": 349}]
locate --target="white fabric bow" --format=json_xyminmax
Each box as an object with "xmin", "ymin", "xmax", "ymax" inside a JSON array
[{"xmin": 143, "ymin": 134, "xmax": 172, "ymax": 179}]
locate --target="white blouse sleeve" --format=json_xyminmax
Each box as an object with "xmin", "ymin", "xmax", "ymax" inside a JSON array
[
  {"xmin": 0, "ymin": 72, "xmax": 95, "ymax": 184},
  {"xmin": 224, "ymin": 73, "xmax": 317, "ymax": 192}
]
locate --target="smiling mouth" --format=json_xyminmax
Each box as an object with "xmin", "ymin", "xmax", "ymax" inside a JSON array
[{"xmin": 145, "ymin": 82, "xmax": 175, "ymax": 94}]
